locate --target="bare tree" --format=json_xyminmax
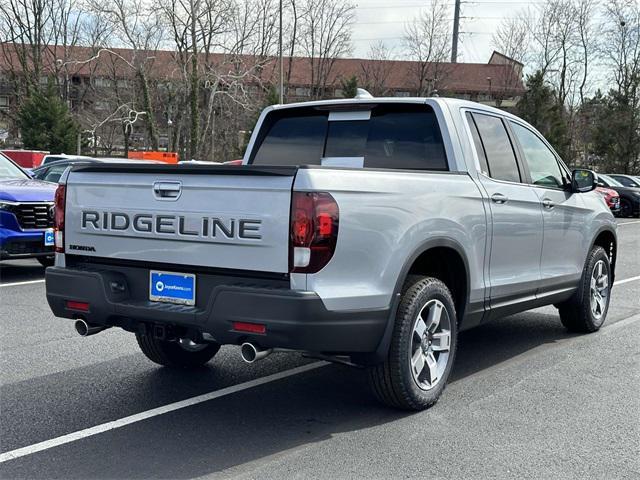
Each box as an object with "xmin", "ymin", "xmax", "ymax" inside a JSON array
[
  {"xmin": 404, "ymin": 0, "xmax": 451, "ymax": 96},
  {"xmin": 88, "ymin": 0, "xmax": 164, "ymax": 150},
  {"xmin": 297, "ymin": 0, "xmax": 355, "ymax": 99},
  {"xmin": 492, "ymin": 16, "xmax": 528, "ymax": 64},
  {"xmin": 360, "ymin": 41, "xmax": 394, "ymax": 97}
]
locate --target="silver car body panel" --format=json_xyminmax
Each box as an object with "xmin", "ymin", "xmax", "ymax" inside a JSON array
[{"xmin": 59, "ymin": 97, "xmax": 617, "ymax": 320}]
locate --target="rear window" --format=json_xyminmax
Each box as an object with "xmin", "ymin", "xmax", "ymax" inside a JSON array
[{"xmin": 250, "ymin": 104, "xmax": 448, "ymax": 171}]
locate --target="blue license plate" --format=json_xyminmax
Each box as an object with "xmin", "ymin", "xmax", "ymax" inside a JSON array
[
  {"xmin": 44, "ymin": 229, "xmax": 54, "ymax": 246},
  {"xmin": 149, "ymin": 271, "xmax": 196, "ymax": 306}
]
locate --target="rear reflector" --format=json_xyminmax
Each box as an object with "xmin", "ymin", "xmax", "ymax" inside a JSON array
[
  {"xmin": 233, "ymin": 322, "xmax": 266, "ymax": 334},
  {"xmin": 66, "ymin": 301, "xmax": 89, "ymax": 312}
]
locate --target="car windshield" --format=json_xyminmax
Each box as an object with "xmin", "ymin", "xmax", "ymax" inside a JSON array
[
  {"xmin": 0, "ymin": 154, "xmax": 29, "ymax": 180},
  {"xmin": 599, "ymin": 174, "xmax": 623, "ymax": 187}
]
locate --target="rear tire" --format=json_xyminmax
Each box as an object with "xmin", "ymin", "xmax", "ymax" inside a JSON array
[
  {"xmin": 37, "ymin": 256, "xmax": 54, "ymax": 267},
  {"xmin": 557, "ymin": 246, "xmax": 611, "ymax": 333},
  {"xmin": 136, "ymin": 333, "xmax": 220, "ymax": 368},
  {"xmin": 367, "ymin": 276, "xmax": 458, "ymax": 411}
]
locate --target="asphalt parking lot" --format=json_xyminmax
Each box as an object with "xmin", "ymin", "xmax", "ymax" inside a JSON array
[{"xmin": 0, "ymin": 219, "xmax": 639, "ymax": 479}]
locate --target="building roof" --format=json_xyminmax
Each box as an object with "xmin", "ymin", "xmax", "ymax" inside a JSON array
[{"xmin": 0, "ymin": 44, "xmax": 525, "ymax": 95}]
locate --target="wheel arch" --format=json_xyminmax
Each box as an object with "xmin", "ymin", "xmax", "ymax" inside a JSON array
[
  {"xmin": 359, "ymin": 238, "xmax": 472, "ymax": 366},
  {"xmin": 591, "ymin": 227, "xmax": 617, "ymax": 283}
]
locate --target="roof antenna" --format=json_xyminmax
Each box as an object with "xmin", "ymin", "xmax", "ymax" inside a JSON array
[{"xmin": 355, "ymin": 88, "xmax": 373, "ymax": 99}]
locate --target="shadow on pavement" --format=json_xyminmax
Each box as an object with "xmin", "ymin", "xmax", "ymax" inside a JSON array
[
  {"xmin": 0, "ymin": 309, "xmax": 582, "ymax": 479},
  {"xmin": 0, "ymin": 259, "xmax": 45, "ymax": 284}
]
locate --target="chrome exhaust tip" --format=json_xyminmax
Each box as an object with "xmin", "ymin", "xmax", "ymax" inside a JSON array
[
  {"xmin": 240, "ymin": 342, "xmax": 273, "ymax": 363},
  {"xmin": 74, "ymin": 319, "xmax": 108, "ymax": 337}
]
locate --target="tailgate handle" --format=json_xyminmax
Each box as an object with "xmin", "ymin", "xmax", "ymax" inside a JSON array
[{"xmin": 153, "ymin": 181, "xmax": 182, "ymax": 200}]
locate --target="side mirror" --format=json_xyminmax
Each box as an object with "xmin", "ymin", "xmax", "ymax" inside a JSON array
[{"xmin": 571, "ymin": 169, "xmax": 597, "ymax": 193}]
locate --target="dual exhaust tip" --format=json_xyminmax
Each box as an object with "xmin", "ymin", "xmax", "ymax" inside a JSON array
[
  {"xmin": 240, "ymin": 342, "xmax": 272, "ymax": 363},
  {"xmin": 74, "ymin": 321, "xmax": 272, "ymax": 364},
  {"xmin": 74, "ymin": 319, "xmax": 108, "ymax": 337}
]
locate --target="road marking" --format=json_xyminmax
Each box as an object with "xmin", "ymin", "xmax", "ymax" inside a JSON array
[
  {"xmin": 0, "ymin": 361, "xmax": 326, "ymax": 464},
  {"xmin": 618, "ymin": 220, "xmax": 640, "ymax": 226},
  {"xmin": 616, "ymin": 275, "xmax": 640, "ymax": 285},
  {"xmin": 0, "ymin": 279, "xmax": 45, "ymax": 288}
]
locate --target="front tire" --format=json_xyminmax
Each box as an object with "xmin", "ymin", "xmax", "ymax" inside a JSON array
[
  {"xmin": 368, "ymin": 276, "xmax": 458, "ymax": 410},
  {"xmin": 557, "ymin": 246, "xmax": 611, "ymax": 333},
  {"xmin": 136, "ymin": 333, "xmax": 220, "ymax": 368},
  {"xmin": 620, "ymin": 199, "xmax": 632, "ymax": 218}
]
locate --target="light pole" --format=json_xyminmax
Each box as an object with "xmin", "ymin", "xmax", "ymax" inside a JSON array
[{"xmin": 279, "ymin": 0, "xmax": 284, "ymax": 104}]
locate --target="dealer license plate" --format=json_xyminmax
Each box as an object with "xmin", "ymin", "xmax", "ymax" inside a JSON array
[{"xmin": 149, "ymin": 270, "xmax": 196, "ymax": 306}]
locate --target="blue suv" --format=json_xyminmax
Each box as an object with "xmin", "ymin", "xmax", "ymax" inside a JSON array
[{"xmin": 0, "ymin": 152, "xmax": 57, "ymax": 266}]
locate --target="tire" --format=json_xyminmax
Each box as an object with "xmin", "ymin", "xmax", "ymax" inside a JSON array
[
  {"xmin": 367, "ymin": 276, "xmax": 458, "ymax": 411},
  {"xmin": 136, "ymin": 333, "xmax": 220, "ymax": 368},
  {"xmin": 37, "ymin": 256, "xmax": 55, "ymax": 267},
  {"xmin": 557, "ymin": 246, "xmax": 611, "ymax": 333},
  {"xmin": 620, "ymin": 199, "xmax": 632, "ymax": 218}
]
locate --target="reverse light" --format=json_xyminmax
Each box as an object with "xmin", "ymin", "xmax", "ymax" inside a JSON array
[
  {"xmin": 54, "ymin": 184, "xmax": 66, "ymax": 253},
  {"xmin": 290, "ymin": 192, "xmax": 339, "ymax": 273}
]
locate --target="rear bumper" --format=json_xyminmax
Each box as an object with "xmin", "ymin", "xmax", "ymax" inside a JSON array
[
  {"xmin": 45, "ymin": 264, "xmax": 389, "ymax": 354},
  {"xmin": 0, "ymin": 228, "xmax": 53, "ymax": 260}
]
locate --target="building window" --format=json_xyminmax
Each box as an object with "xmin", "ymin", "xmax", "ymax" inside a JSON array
[
  {"xmin": 394, "ymin": 91, "xmax": 411, "ymax": 97},
  {"xmin": 94, "ymin": 101, "xmax": 110, "ymax": 111},
  {"xmin": 334, "ymin": 88, "xmax": 344, "ymax": 98},
  {"xmin": 117, "ymin": 79, "xmax": 129, "ymax": 88},
  {"xmin": 0, "ymin": 96, "xmax": 9, "ymax": 109},
  {"xmin": 295, "ymin": 87, "xmax": 311, "ymax": 97},
  {"xmin": 94, "ymin": 77, "xmax": 113, "ymax": 88}
]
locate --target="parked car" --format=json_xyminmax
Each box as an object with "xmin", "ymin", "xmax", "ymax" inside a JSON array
[
  {"xmin": 607, "ymin": 174, "xmax": 640, "ymax": 188},
  {"xmin": 0, "ymin": 152, "xmax": 56, "ymax": 265},
  {"xmin": 46, "ymin": 97, "xmax": 616, "ymax": 411},
  {"xmin": 596, "ymin": 174, "xmax": 640, "ymax": 218},
  {"xmin": 40, "ymin": 154, "xmax": 95, "ymax": 167},
  {"xmin": 31, "ymin": 157, "xmax": 162, "ymax": 183},
  {"xmin": 596, "ymin": 186, "xmax": 621, "ymax": 216}
]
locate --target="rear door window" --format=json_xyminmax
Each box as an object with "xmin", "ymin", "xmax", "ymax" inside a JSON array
[
  {"xmin": 471, "ymin": 113, "xmax": 521, "ymax": 183},
  {"xmin": 251, "ymin": 104, "xmax": 448, "ymax": 171},
  {"xmin": 251, "ymin": 112, "xmax": 327, "ymax": 166}
]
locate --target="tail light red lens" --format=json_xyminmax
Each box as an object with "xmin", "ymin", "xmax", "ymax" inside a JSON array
[
  {"xmin": 290, "ymin": 192, "xmax": 339, "ymax": 273},
  {"xmin": 54, "ymin": 184, "xmax": 66, "ymax": 253}
]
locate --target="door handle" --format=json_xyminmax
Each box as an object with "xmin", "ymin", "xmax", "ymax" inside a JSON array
[
  {"xmin": 542, "ymin": 199, "xmax": 555, "ymax": 209},
  {"xmin": 491, "ymin": 193, "xmax": 508, "ymax": 204}
]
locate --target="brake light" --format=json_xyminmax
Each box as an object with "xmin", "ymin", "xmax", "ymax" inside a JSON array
[
  {"xmin": 225, "ymin": 159, "xmax": 243, "ymax": 165},
  {"xmin": 290, "ymin": 192, "xmax": 339, "ymax": 273},
  {"xmin": 54, "ymin": 184, "xmax": 66, "ymax": 253}
]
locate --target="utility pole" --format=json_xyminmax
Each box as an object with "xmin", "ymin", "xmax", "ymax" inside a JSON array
[
  {"xmin": 279, "ymin": 0, "xmax": 284, "ymax": 104},
  {"xmin": 451, "ymin": 0, "xmax": 461, "ymax": 63}
]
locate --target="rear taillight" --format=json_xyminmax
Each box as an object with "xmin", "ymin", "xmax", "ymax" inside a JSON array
[
  {"xmin": 54, "ymin": 184, "xmax": 66, "ymax": 253},
  {"xmin": 290, "ymin": 192, "xmax": 339, "ymax": 273}
]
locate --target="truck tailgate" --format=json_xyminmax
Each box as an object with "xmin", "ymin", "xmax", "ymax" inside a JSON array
[{"xmin": 63, "ymin": 165, "xmax": 296, "ymax": 273}]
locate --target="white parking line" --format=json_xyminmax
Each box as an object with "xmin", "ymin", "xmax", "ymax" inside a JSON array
[
  {"xmin": 0, "ymin": 361, "xmax": 326, "ymax": 464},
  {"xmin": 0, "ymin": 279, "xmax": 45, "ymax": 288},
  {"xmin": 616, "ymin": 275, "xmax": 640, "ymax": 285},
  {"xmin": 618, "ymin": 220, "xmax": 640, "ymax": 225}
]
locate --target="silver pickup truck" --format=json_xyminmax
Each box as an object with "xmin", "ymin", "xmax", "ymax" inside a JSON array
[{"xmin": 46, "ymin": 97, "xmax": 617, "ymax": 410}]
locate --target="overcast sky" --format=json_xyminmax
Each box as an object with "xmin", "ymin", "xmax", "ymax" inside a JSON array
[{"xmin": 351, "ymin": 0, "xmax": 547, "ymax": 63}]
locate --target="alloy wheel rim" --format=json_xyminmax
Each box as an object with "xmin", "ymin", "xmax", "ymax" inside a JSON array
[
  {"xmin": 409, "ymin": 299, "xmax": 451, "ymax": 391},
  {"xmin": 590, "ymin": 260, "xmax": 609, "ymax": 322}
]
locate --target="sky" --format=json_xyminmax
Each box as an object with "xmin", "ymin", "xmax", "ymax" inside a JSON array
[{"xmin": 350, "ymin": 0, "xmax": 549, "ymax": 63}]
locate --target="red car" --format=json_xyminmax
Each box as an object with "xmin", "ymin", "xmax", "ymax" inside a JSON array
[{"xmin": 596, "ymin": 186, "xmax": 621, "ymax": 215}]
